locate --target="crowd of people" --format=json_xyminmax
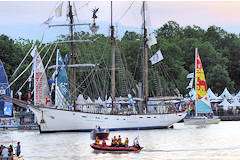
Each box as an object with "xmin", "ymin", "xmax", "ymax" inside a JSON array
[
  {"xmin": 95, "ymin": 135, "xmax": 140, "ymax": 148},
  {"xmin": 0, "ymin": 142, "xmax": 21, "ymax": 158}
]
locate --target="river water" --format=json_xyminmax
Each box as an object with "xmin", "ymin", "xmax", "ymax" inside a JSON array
[{"xmin": 1, "ymin": 121, "xmax": 240, "ymax": 160}]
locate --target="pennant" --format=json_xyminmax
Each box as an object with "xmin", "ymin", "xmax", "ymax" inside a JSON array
[
  {"xmin": 41, "ymin": 16, "xmax": 54, "ymax": 28},
  {"xmin": 64, "ymin": 54, "xmax": 68, "ymax": 66},
  {"xmin": 147, "ymin": 33, "xmax": 157, "ymax": 48},
  {"xmin": 55, "ymin": 2, "xmax": 63, "ymax": 17},
  {"xmin": 149, "ymin": 50, "xmax": 163, "ymax": 65}
]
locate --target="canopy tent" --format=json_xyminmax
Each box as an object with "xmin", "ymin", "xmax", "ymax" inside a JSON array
[
  {"xmin": 230, "ymin": 97, "xmax": 240, "ymax": 108},
  {"xmin": 207, "ymin": 88, "xmax": 222, "ymax": 102},
  {"xmin": 218, "ymin": 98, "xmax": 231, "ymax": 110},
  {"xmin": 235, "ymin": 90, "xmax": 240, "ymax": 100},
  {"xmin": 86, "ymin": 97, "xmax": 93, "ymax": 103},
  {"xmin": 219, "ymin": 88, "xmax": 233, "ymax": 100},
  {"xmin": 94, "ymin": 97, "xmax": 103, "ymax": 104},
  {"xmin": 76, "ymin": 94, "xmax": 86, "ymax": 105}
]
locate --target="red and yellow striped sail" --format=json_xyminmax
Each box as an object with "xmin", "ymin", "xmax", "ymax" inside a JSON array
[{"xmin": 196, "ymin": 50, "xmax": 207, "ymax": 101}]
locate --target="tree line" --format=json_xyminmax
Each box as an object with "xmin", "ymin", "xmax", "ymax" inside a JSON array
[{"xmin": 0, "ymin": 21, "xmax": 239, "ymax": 100}]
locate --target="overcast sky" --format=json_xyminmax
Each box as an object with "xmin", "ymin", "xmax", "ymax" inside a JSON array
[{"xmin": 1, "ymin": 1, "xmax": 240, "ymax": 42}]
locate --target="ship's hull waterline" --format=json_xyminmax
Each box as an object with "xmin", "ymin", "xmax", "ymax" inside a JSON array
[{"xmin": 29, "ymin": 107, "xmax": 186, "ymax": 133}]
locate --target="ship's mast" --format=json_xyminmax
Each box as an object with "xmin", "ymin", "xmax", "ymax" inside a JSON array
[
  {"xmin": 110, "ymin": 1, "xmax": 116, "ymax": 113},
  {"xmin": 143, "ymin": 1, "xmax": 148, "ymax": 112},
  {"xmin": 68, "ymin": 1, "xmax": 77, "ymax": 110}
]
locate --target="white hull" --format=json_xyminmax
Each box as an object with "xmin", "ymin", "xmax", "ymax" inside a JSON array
[
  {"xmin": 29, "ymin": 107, "xmax": 186, "ymax": 133},
  {"xmin": 184, "ymin": 117, "xmax": 220, "ymax": 125}
]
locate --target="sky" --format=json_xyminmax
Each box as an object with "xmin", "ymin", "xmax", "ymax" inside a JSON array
[{"xmin": 1, "ymin": 1, "xmax": 240, "ymax": 42}]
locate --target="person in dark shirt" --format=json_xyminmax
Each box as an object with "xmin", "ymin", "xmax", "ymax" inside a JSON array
[{"xmin": 16, "ymin": 142, "xmax": 21, "ymax": 157}]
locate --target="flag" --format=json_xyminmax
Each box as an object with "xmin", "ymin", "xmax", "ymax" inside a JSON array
[
  {"xmin": 30, "ymin": 46, "xmax": 37, "ymax": 57},
  {"xmin": 127, "ymin": 93, "xmax": 136, "ymax": 111},
  {"xmin": 48, "ymin": 71, "xmax": 56, "ymax": 84},
  {"xmin": 147, "ymin": 33, "xmax": 157, "ymax": 48},
  {"xmin": 64, "ymin": 54, "xmax": 68, "ymax": 66},
  {"xmin": 55, "ymin": 2, "xmax": 63, "ymax": 17},
  {"xmin": 186, "ymin": 73, "xmax": 194, "ymax": 79},
  {"xmin": 3, "ymin": 101, "xmax": 13, "ymax": 116},
  {"xmin": 186, "ymin": 78, "xmax": 193, "ymax": 89},
  {"xmin": 48, "ymin": 77, "xmax": 55, "ymax": 84},
  {"xmin": 149, "ymin": 50, "xmax": 163, "ymax": 65},
  {"xmin": 186, "ymin": 101, "xmax": 192, "ymax": 115},
  {"xmin": 196, "ymin": 49, "xmax": 208, "ymax": 100},
  {"xmin": 41, "ymin": 16, "xmax": 54, "ymax": 28}
]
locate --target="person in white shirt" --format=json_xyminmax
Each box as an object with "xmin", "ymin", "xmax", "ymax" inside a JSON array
[{"xmin": 1, "ymin": 146, "xmax": 9, "ymax": 157}]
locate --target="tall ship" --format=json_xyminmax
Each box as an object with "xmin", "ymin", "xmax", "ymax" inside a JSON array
[{"xmin": 4, "ymin": 1, "xmax": 186, "ymax": 133}]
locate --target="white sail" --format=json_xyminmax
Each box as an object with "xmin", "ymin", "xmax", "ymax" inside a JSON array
[{"xmin": 33, "ymin": 49, "xmax": 52, "ymax": 107}]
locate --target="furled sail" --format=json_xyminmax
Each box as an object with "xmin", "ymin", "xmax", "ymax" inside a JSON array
[
  {"xmin": 33, "ymin": 49, "xmax": 52, "ymax": 107},
  {"xmin": 55, "ymin": 50, "xmax": 71, "ymax": 110}
]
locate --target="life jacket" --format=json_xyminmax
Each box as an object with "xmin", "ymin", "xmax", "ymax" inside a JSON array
[
  {"xmin": 118, "ymin": 137, "xmax": 122, "ymax": 144},
  {"xmin": 95, "ymin": 138, "xmax": 100, "ymax": 145},
  {"xmin": 102, "ymin": 140, "xmax": 106, "ymax": 146},
  {"xmin": 113, "ymin": 137, "xmax": 117, "ymax": 143},
  {"xmin": 125, "ymin": 139, "xmax": 129, "ymax": 145}
]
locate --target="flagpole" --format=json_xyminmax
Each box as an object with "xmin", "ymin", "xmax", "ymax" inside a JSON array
[{"xmin": 195, "ymin": 48, "xmax": 197, "ymax": 117}]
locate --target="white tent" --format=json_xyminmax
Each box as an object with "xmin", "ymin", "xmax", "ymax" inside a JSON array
[
  {"xmin": 76, "ymin": 94, "xmax": 86, "ymax": 105},
  {"xmin": 207, "ymin": 88, "xmax": 222, "ymax": 102},
  {"xmin": 235, "ymin": 90, "xmax": 240, "ymax": 100},
  {"xmin": 86, "ymin": 97, "xmax": 93, "ymax": 103},
  {"xmin": 95, "ymin": 97, "xmax": 103, "ymax": 104},
  {"xmin": 230, "ymin": 97, "xmax": 240, "ymax": 107},
  {"xmin": 219, "ymin": 88, "xmax": 233, "ymax": 100},
  {"xmin": 219, "ymin": 98, "xmax": 231, "ymax": 110}
]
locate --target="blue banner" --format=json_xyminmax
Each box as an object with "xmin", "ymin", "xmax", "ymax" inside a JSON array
[
  {"xmin": 55, "ymin": 52, "xmax": 71, "ymax": 109},
  {"xmin": 4, "ymin": 101, "xmax": 12, "ymax": 116},
  {"xmin": 127, "ymin": 93, "xmax": 135, "ymax": 111}
]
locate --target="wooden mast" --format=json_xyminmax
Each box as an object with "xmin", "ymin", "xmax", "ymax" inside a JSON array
[
  {"xmin": 143, "ymin": 1, "xmax": 148, "ymax": 112},
  {"xmin": 110, "ymin": 1, "xmax": 116, "ymax": 113},
  {"xmin": 68, "ymin": 1, "xmax": 77, "ymax": 110}
]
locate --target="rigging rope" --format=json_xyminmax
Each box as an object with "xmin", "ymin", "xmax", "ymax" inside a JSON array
[
  {"xmin": 117, "ymin": 1, "xmax": 134, "ymax": 22},
  {"xmin": 11, "ymin": 43, "xmax": 35, "ymax": 80},
  {"xmin": 11, "ymin": 42, "xmax": 55, "ymax": 91}
]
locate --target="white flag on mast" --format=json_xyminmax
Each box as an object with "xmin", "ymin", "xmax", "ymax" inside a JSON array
[
  {"xmin": 147, "ymin": 33, "xmax": 157, "ymax": 48},
  {"xmin": 55, "ymin": 2, "xmax": 63, "ymax": 17},
  {"xmin": 186, "ymin": 73, "xmax": 194, "ymax": 79},
  {"xmin": 149, "ymin": 50, "xmax": 164, "ymax": 65}
]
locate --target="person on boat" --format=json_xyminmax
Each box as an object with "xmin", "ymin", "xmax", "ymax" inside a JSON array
[
  {"xmin": 111, "ymin": 139, "xmax": 117, "ymax": 147},
  {"xmin": 124, "ymin": 137, "xmax": 129, "ymax": 147},
  {"xmin": 113, "ymin": 136, "xmax": 117, "ymax": 144},
  {"xmin": 101, "ymin": 139, "xmax": 106, "ymax": 147},
  {"xmin": 16, "ymin": 142, "xmax": 21, "ymax": 157},
  {"xmin": 95, "ymin": 137, "xmax": 100, "ymax": 145},
  {"xmin": 133, "ymin": 138, "xmax": 140, "ymax": 149},
  {"xmin": 117, "ymin": 135, "xmax": 122, "ymax": 145}
]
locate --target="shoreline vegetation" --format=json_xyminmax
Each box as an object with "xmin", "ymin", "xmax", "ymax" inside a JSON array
[{"xmin": 0, "ymin": 21, "xmax": 239, "ymax": 100}]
